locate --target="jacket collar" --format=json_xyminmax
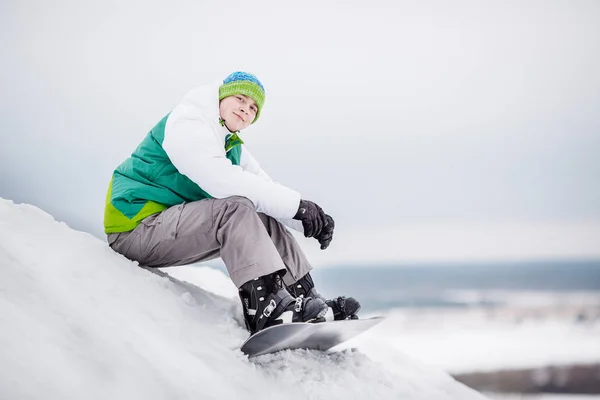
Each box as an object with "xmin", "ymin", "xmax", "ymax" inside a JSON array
[{"xmin": 181, "ymin": 81, "xmax": 236, "ymax": 145}]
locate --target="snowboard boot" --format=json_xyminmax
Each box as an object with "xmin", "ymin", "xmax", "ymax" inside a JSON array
[
  {"xmin": 287, "ymin": 272, "xmax": 361, "ymax": 321},
  {"xmin": 239, "ymin": 271, "xmax": 329, "ymax": 334}
]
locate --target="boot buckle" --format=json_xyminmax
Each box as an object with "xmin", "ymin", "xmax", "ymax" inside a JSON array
[
  {"xmin": 294, "ymin": 296, "xmax": 304, "ymax": 313},
  {"xmin": 263, "ymin": 299, "xmax": 277, "ymax": 318}
]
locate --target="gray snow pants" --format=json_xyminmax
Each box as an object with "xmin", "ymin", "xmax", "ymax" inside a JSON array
[{"xmin": 107, "ymin": 196, "xmax": 312, "ymax": 288}]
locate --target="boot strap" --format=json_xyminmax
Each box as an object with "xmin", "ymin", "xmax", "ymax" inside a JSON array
[
  {"xmin": 263, "ymin": 299, "xmax": 276, "ymax": 318},
  {"xmin": 255, "ymin": 299, "xmax": 277, "ymax": 332},
  {"xmin": 294, "ymin": 296, "xmax": 303, "ymax": 313}
]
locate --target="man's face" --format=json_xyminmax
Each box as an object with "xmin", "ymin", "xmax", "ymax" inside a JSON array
[{"xmin": 219, "ymin": 94, "xmax": 258, "ymax": 132}]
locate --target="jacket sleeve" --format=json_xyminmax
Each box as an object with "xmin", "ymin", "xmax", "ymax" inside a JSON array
[
  {"xmin": 162, "ymin": 103, "xmax": 301, "ymax": 220},
  {"xmin": 240, "ymin": 146, "xmax": 305, "ymax": 233}
]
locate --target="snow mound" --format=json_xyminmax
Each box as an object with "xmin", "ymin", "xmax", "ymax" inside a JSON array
[{"xmin": 0, "ymin": 198, "xmax": 486, "ymax": 400}]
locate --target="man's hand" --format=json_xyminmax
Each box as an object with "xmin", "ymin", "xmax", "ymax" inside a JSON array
[
  {"xmin": 293, "ymin": 199, "xmax": 328, "ymax": 238},
  {"xmin": 315, "ymin": 214, "xmax": 335, "ymax": 250}
]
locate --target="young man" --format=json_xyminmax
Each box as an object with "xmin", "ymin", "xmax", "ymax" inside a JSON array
[{"xmin": 104, "ymin": 72, "xmax": 360, "ymax": 334}]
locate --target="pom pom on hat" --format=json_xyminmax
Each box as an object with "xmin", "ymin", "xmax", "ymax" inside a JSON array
[{"xmin": 219, "ymin": 71, "xmax": 265, "ymax": 123}]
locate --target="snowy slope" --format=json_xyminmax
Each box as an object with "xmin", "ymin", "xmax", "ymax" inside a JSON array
[{"xmin": 0, "ymin": 198, "xmax": 487, "ymax": 400}]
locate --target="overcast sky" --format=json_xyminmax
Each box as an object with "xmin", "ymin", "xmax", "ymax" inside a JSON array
[{"xmin": 1, "ymin": 0, "xmax": 599, "ymax": 265}]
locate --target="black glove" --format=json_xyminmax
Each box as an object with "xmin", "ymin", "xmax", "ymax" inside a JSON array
[
  {"xmin": 293, "ymin": 199, "xmax": 328, "ymax": 238},
  {"xmin": 314, "ymin": 214, "xmax": 335, "ymax": 250}
]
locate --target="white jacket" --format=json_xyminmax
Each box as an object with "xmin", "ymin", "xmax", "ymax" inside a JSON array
[{"xmin": 161, "ymin": 82, "xmax": 303, "ymax": 230}]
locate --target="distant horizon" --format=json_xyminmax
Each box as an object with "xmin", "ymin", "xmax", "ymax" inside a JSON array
[
  {"xmin": 319, "ymin": 256, "xmax": 600, "ymax": 268},
  {"xmin": 202, "ymin": 254, "xmax": 600, "ymax": 274},
  {"xmin": 195, "ymin": 256, "xmax": 600, "ymax": 312}
]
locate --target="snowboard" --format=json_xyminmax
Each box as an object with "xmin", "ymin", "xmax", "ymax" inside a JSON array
[{"xmin": 240, "ymin": 316, "xmax": 384, "ymax": 357}]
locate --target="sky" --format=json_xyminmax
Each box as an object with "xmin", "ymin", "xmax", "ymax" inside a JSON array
[{"xmin": 1, "ymin": 0, "xmax": 599, "ymax": 265}]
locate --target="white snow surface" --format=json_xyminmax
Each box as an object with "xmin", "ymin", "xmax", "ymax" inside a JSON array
[
  {"xmin": 358, "ymin": 306, "xmax": 600, "ymax": 374},
  {"xmin": 0, "ymin": 198, "xmax": 486, "ymax": 400}
]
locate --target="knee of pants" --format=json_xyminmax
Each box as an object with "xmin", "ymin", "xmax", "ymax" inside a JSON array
[{"xmin": 219, "ymin": 196, "xmax": 255, "ymax": 210}]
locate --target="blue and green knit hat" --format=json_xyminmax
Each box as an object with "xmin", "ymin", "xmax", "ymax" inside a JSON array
[{"xmin": 219, "ymin": 71, "xmax": 265, "ymax": 123}]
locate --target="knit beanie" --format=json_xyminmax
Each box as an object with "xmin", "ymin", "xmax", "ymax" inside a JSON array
[{"xmin": 219, "ymin": 71, "xmax": 265, "ymax": 123}]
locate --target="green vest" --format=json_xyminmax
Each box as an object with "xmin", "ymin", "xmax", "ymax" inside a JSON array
[{"xmin": 104, "ymin": 114, "xmax": 242, "ymax": 233}]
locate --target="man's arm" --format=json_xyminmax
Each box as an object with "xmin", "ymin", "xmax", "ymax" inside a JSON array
[
  {"xmin": 239, "ymin": 146, "xmax": 305, "ymax": 232},
  {"xmin": 162, "ymin": 104, "xmax": 300, "ymax": 220}
]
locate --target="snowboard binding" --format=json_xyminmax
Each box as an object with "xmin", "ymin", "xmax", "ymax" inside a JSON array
[
  {"xmin": 239, "ymin": 271, "xmax": 328, "ymax": 334},
  {"xmin": 287, "ymin": 272, "xmax": 361, "ymax": 321}
]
